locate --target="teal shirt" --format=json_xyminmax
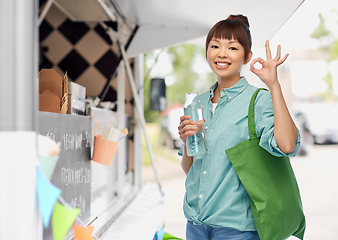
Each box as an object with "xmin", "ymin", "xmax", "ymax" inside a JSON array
[{"xmin": 179, "ymin": 77, "xmax": 300, "ymax": 231}]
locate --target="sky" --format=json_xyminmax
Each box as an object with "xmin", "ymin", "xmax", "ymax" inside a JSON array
[
  {"xmin": 270, "ymin": 0, "xmax": 338, "ymax": 100},
  {"xmin": 148, "ymin": 0, "xmax": 338, "ymax": 97},
  {"xmin": 270, "ymin": 0, "xmax": 337, "ymax": 51}
]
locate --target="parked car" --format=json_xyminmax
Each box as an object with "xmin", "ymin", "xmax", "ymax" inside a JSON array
[
  {"xmin": 160, "ymin": 106, "xmax": 184, "ymax": 149},
  {"xmin": 293, "ymin": 102, "xmax": 338, "ymax": 144}
]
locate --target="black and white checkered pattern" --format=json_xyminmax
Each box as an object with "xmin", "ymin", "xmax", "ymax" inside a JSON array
[{"xmin": 39, "ymin": 2, "xmax": 121, "ymax": 102}]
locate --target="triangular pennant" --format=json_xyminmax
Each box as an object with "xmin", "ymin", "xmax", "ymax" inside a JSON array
[
  {"xmin": 163, "ymin": 232, "xmax": 183, "ymax": 240},
  {"xmin": 73, "ymin": 224, "xmax": 94, "ymax": 240},
  {"xmin": 52, "ymin": 202, "xmax": 81, "ymax": 240},
  {"xmin": 36, "ymin": 166, "xmax": 61, "ymax": 228},
  {"xmin": 39, "ymin": 155, "xmax": 59, "ymax": 180},
  {"xmin": 153, "ymin": 227, "xmax": 165, "ymax": 240}
]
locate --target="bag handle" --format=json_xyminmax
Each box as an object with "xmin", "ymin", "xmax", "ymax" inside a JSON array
[{"xmin": 248, "ymin": 88, "xmax": 268, "ymax": 139}]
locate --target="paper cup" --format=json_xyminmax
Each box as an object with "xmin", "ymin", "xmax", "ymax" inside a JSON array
[
  {"xmin": 39, "ymin": 155, "xmax": 59, "ymax": 180},
  {"xmin": 92, "ymin": 135, "xmax": 118, "ymax": 165}
]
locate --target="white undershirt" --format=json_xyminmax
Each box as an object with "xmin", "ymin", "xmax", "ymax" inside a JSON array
[{"xmin": 212, "ymin": 103, "xmax": 218, "ymax": 115}]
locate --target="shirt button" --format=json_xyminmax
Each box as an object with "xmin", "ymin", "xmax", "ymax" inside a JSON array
[
  {"xmin": 199, "ymin": 194, "xmax": 203, "ymax": 199},
  {"xmin": 203, "ymin": 171, "xmax": 207, "ymax": 175},
  {"xmin": 229, "ymin": 96, "xmax": 232, "ymax": 99}
]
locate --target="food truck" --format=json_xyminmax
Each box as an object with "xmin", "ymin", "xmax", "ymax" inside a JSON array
[{"xmin": 0, "ymin": 0, "xmax": 304, "ymax": 239}]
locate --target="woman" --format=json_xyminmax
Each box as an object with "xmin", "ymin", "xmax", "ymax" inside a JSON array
[{"xmin": 178, "ymin": 14, "xmax": 300, "ymax": 240}]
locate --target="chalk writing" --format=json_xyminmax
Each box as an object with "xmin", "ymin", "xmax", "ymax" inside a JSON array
[
  {"xmin": 63, "ymin": 132, "xmax": 90, "ymax": 151},
  {"xmin": 64, "ymin": 133, "xmax": 74, "ymax": 150},
  {"xmin": 75, "ymin": 133, "xmax": 82, "ymax": 150},
  {"xmin": 61, "ymin": 167, "xmax": 91, "ymax": 186},
  {"xmin": 38, "ymin": 112, "xmax": 92, "ymax": 237},
  {"xmin": 70, "ymin": 196, "xmax": 86, "ymax": 217},
  {"xmin": 46, "ymin": 132, "xmax": 55, "ymax": 141},
  {"xmin": 85, "ymin": 131, "xmax": 90, "ymax": 148}
]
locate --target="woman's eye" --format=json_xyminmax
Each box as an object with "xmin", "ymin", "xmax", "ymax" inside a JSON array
[
  {"xmin": 211, "ymin": 45, "xmax": 219, "ymax": 49},
  {"xmin": 230, "ymin": 47, "xmax": 237, "ymax": 50}
]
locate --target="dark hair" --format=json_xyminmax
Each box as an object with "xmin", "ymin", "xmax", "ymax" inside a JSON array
[{"xmin": 205, "ymin": 14, "xmax": 252, "ymax": 61}]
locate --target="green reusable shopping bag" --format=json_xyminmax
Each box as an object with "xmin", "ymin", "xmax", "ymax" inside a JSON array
[{"xmin": 225, "ymin": 88, "xmax": 305, "ymax": 240}]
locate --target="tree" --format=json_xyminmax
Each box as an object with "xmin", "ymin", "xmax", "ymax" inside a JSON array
[
  {"xmin": 143, "ymin": 43, "xmax": 214, "ymax": 121},
  {"xmin": 310, "ymin": 11, "xmax": 338, "ymax": 100},
  {"xmin": 165, "ymin": 44, "xmax": 200, "ymax": 105},
  {"xmin": 310, "ymin": 13, "xmax": 330, "ymax": 40}
]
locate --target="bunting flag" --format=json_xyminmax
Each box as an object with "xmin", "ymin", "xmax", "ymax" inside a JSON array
[
  {"xmin": 52, "ymin": 202, "xmax": 81, "ymax": 240},
  {"xmin": 153, "ymin": 227, "xmax": 183, "ymax": 240},
  {"xmin": 73, "ymin": 224, "xmax": 94, "ymax": 240},
  {"xmin": 38, "ymin": 155, "xmax": 59, "ymax": 180},
  {"xmin": 36, "ymin": 166, "xmax": 61, "ymax": 228},
  {"xmin": 153, "ymin": 226, "xmax": 165, "ymax": 240},
  {"xmin": 163, "ymin": 232, "xmax": 183, "ymax": 240}
]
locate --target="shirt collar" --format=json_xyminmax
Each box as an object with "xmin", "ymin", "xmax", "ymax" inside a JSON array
[{"xmin": 208, "ymin": 76, "xmax": 249, "ymax": 102}]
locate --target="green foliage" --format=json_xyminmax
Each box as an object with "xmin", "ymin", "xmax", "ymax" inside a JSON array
[
  {"xmin": 143, "ymin": 43, "xmax": 213, "ymax": 122},
  {"xmin": 322, "ymin": 70, "xmax": 333, "ymax": 91},
  {"xmin": 311, "ymin": 12, "xmax": 338, "ymax": 61},
  {"xmin": 320, "ymin": 70, "xmax": 338, "ymax": 101},
  {"xmin": 329, "ymin": 40, "xmax": 338, "ymax": 61},
  {"xmin": 310, "ymin": 13, "xmax": 330, "ymax": 39},
  {"xmin": 166, "ymin": 44, "xmax": 199, "ymax": 106},
  {"xmin": 310, "ymin": 12, "xmax": 338, "ymax": 99}
]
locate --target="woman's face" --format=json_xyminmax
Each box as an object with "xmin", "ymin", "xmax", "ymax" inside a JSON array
[{"xmin": 207, "ymin": 37, "xmax": 250, "ymax": 84}]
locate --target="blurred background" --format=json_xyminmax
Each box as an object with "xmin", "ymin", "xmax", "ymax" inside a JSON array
[{"xmin": 142, "ymin": 0, "xmax": 338, "ymax": 239}]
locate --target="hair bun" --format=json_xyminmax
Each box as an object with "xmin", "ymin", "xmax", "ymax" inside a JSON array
[{"xmin": 226, "ymin": 14, "xmax": 250, "ymax": 29}]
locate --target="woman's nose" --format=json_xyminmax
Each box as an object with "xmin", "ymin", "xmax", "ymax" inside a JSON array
[{"xmin": 218, "ymin": 48, "xmax": 227, "ymax": 58}]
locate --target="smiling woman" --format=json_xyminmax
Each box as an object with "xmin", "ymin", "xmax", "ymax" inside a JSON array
[
  {"xmin": 207, "ymin": 38, "xmax": 250, "ymax": 87},
  {"xmin": 205, "ymin": 15, "xmax": 252, "ymax": 61},
  {"xmin": 205, "ymin": 15, "xmax": 253, "ymax": 88},
  {"xmin": 177, "ymin": 14, "xmax": 304, "ymax": 240}
]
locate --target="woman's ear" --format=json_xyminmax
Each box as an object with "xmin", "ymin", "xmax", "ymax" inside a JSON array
[{"xmin": 244, "ymin": 51, "xmax": 253, "ymax": 65}]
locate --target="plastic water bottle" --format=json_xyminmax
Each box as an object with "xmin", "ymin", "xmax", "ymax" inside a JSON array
[{"xmin": 183, "ymin": 92, "xmax": 207, "ymax": 156}]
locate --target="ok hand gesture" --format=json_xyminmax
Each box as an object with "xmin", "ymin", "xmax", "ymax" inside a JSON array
[{"xmin": 250, "ymin": 40, "xmax": 288, "ymax": 88}]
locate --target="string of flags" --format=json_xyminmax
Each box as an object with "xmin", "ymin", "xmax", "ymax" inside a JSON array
[
  {"xmin": 36, "ymin": 125, "xmax": 129, "ymax": 239},
  {"xmin": 36, "ymin": 164, "xmax": 97, "ymax": 240},
  {"xmin": 37, "ymin": 163, "xmax": 183, "ymax": 240},
  {"xmin": 153, "ymin": 227, "xmax": 183, "ymax": 240},
  {"xmin": 36, "ymin": 133, "xmax": 182, "ymax": 240},
  {"xmin": 36, "ymin": 133, "xmax": 97, "ymax": 239}
]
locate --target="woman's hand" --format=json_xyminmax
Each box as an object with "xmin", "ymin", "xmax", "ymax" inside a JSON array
[
  {"xmin": 250, "ymin": 40, "xmax": 288, "ymax": 88},
  {"xmin": 251, "ymin": 41, "xmax": 298, "ymax": 153},
  {"xmin": 178, "ymin": 115, "xmax": 197, "ymax": 144},
  {"xmin": 179, "ymin": 115, "xmax": 196, "ymax": 174}
]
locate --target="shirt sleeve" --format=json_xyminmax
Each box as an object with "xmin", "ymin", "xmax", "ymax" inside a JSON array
[{"xmin": 255, "ymin": 91, "xmax": 300, "ymax": 157}]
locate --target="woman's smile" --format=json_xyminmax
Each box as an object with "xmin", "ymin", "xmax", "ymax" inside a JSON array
[{"xmin": 215, "ymin": 61, "xmax": 231, "ymax": 68}]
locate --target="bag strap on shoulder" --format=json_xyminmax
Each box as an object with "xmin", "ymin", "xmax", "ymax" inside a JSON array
[{"xmin": 248, "ymin": 88, "xmax": 268, "ymax": 139}]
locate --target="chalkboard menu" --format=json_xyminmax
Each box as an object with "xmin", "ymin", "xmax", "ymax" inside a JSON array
[{"xmin": 38, "ymin": 112, "xmax": 93, "ymax": 239}]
